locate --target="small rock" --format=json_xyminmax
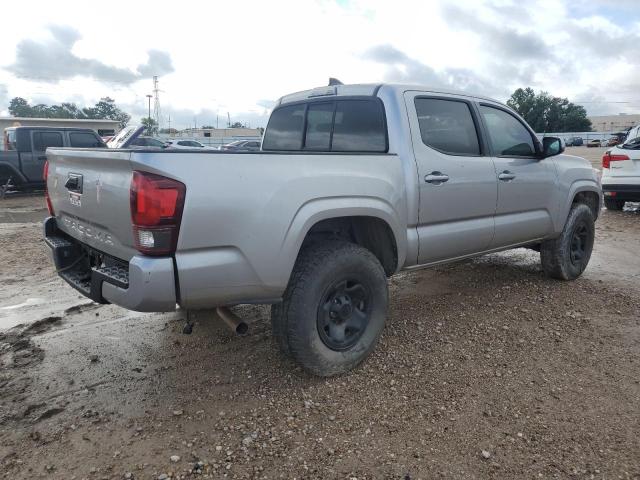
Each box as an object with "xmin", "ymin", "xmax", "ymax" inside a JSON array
[
  {"xmin": 170, "ymin": 455, "xmax": 180, "ymax": 463},
  {"xmin": 157, "ymin": 475, "xmax": 168, "ymax": 480},
  {"xmin": 172, "ymin": 410, "xmax": 183, "ymax": 416},
  {"xmin": 124, "ymin": 473, "xmax": 133, "ymax": 479},
  {"xmin": 481, "ymin": 450, "xmax": 491, "ymax": 459},
  {"xmin": 242, "ymin": 436, "xmax": 253, "ymax": 447},
  {"xmin": 89, "ymin": 354, "xmax": 99, "ymax": 363}
]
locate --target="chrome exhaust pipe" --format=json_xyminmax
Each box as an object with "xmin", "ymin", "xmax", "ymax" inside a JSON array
[{"xmin": 216, "ymin": 307, "xmax": 248, "ymax": 335}]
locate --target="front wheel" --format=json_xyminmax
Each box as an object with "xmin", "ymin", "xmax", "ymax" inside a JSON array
[
  {"xmin": 540, "ymin": 204, "xmax": 595, "ymax": 280},
  {"xmin": 272, "ymin": 240, "xmax": 388, "ymax": 377}
]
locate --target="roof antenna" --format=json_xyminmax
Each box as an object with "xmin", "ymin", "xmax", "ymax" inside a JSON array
[{"xmin": 328, "ymin": 77, "xmax": 343, "ymax": 86}]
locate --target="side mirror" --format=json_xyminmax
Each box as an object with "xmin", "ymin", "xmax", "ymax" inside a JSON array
[{"xmin": 541, "ymin": 136, "xmax": 564, "ymax": 158}]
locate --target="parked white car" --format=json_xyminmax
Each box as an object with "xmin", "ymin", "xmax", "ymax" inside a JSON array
[
  {"xmin": 164, "ymin": 139, "xmax": 215, "ymax": 150},
  {"xmin": 602, "ymin": 126, "xmax": 640, "ymax": 210}
]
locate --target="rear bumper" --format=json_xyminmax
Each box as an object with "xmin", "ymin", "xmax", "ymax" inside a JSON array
[
  {"xmin": 44, "ymin": 217, "xmax": 177, "ymax": 312},
  {"xmin": 602, "ymin": 184, "xmax": 640, "ymax": 202}
]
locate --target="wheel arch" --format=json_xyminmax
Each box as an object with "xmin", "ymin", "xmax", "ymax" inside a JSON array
[
  {"xmin": 0, "ymin": 161, "xmax": 26, "ymax": 186},
  {"xmin": 277, "ymin": 197, "xmax": 406, "ymax": 285},
  {"xmin": 555, "ymin": 181, "xmax": 601, "ymax": 232}
]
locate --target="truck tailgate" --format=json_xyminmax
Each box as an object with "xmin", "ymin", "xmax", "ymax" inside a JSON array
[{"xmin": 46, "ymin": 148, "xmax": 138, "ymax": 261}]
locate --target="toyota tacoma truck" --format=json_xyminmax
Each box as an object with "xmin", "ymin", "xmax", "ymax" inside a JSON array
[{"xmin": 43, "ymin": 83, "xmax": 601, "ymax": 376}]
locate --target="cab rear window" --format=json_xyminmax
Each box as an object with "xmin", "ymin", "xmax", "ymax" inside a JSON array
[{"xmin": 262, "ymin": 98, "xmax": 387, "ymax": 152}]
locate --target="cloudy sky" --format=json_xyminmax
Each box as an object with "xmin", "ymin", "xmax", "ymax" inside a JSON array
[{"xmin": 1, "ymin": 0, "xmax": 639, "ymax": 128}]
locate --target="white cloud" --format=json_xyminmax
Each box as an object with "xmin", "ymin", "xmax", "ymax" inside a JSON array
[{"xmin": 1, "ymin": 0, "xmax": 640, "ymax": 125}]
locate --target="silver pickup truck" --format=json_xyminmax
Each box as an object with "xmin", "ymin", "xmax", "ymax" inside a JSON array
[{"xmin": 44, "ymin": 83, "xmax": 601, "ymax": 376}]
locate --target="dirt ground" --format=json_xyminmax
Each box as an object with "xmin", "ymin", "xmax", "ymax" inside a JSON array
[{"xmin": 1, "ymin": 147, "xmax": 639, "ymax": 479}]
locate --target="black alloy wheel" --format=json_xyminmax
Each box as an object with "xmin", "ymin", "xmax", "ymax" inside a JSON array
[{"xmin": 317, "ymin": 279, "xmax": 370, "ymax": 351}]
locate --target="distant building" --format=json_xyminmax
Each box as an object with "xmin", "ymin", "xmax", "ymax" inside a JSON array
[
  {"xmin": 0, "ymin": 117, "xmax": 120, "ymax": 137},
  {"xmin": 588, "ymin": 114, "xmax": 640, "ymax": 133}
]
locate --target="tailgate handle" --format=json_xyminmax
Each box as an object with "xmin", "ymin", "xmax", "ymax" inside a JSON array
[{"xmin": 65, "ymin": 174, "xmax": 83, "ymax": 193}]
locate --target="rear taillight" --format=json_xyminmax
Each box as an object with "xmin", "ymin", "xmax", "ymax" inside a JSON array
[
  {"xmin": 602, "ymin": 152, "xmax": 629, "ymax": 169},
  {"xmin": 130, "ymin": 171, "xmax": 186, "ymax": 255},
  {"xmin": 43, "ymin": 160, "xmax": 54, "ymax": 215}
]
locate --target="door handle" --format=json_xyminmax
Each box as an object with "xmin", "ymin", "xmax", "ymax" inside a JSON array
[
  {"xmin": 498, "ymin": 171, "xmax": 516, "ymax": 181},
  {"xmin": 425, "ymin": 172, "xmax": 449, "ymax": 184}
]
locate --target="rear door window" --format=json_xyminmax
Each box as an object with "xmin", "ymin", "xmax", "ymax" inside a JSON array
[
  {"xmin": 414, "ymin": 98, "xmax": 480, "ymax": 155},
  {"xmin": 33, "ymin": 131, "xmax": 63, "ymax": 152},
  {"xmin": 69, "ymin": 132, "xmax": 104, "ymax": 148},
  {"xmin": 262, "ymin": 104, "xmax": 306, "ymax": 150},
  {"xmin": 480, "ymin": 105, "xmax": 536, "ymax": 156},
  {"xmin": 332, "ymin": 100, "xmax": 386, "ymax": 152}
]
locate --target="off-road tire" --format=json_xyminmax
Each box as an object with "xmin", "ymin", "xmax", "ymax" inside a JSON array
[
  {"xmin": 270, "ymin": 302, "xmax": 291, "ymax": 357},
  {"xmin": 540, "ymin": 203, "xmax": 595, "ymax": 280},
  {"xmin": 271, "ymin": 240, "xmax": 388, "ymax": 377},
  {"xmin": 604, "ymin": 198, "xmax": 625, "ymax": 211}
]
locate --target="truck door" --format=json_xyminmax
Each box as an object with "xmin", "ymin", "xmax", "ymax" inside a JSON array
[
  {"xmin": 25, "ymin": 130, "xmax": 64, "ymax": 182},
  {"xmin": 477, "ymin": 104, "xmax": 558, "ymax": 248},
  {"xmin": 404, "ymin": 92, "xmax": 497, "ymax": 264}
]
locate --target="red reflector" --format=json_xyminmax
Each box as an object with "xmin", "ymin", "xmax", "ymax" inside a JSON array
[
  {"xmin": 602, "ymin": 152, "xmax": 630, "ymax": 169},
  {"xmin": 43, "ymin": 160, "xmax": 54, "ymax": 215},
  {"xmin": 130, "ymin": 171, "xmax": 185, "ymax": 255}
]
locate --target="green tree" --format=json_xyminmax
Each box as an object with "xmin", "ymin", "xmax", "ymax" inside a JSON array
[
  {"xmin": 507, "ymin": 88, "xmax": 591, "ymax": 133},
  {"xmin": 83, "ymin": 97, "xmax": 130, "ymax": 128},
  {"xmin": 141, "ymin": 117, "xmax": 158, "ymax": 135},
  {"xmin": 230, "ymin": 121, "xmax": 246, "ymax": 128},
  {"xmin": 6, "ymin": 96, "xmax": 130, "ymax": 128},
  {"xmin": 8, "ymin": 97, "xmax": 32, "ymax": 117}
]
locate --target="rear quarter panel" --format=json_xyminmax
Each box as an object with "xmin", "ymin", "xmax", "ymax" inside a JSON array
[{"xmin": 130, "ymin": 151, "xmax": 408, "ymax": 307}]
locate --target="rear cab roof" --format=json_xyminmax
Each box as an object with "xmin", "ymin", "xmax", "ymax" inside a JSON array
[
  {"xmin": 3, "ymin": 126, "xmax": 99, "ymax": 132},
  {"xmin": 276, "ymin": 83, "xmax": 506, "ymax": 107}
]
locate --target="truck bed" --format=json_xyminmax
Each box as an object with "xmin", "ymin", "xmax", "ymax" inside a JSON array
[{"xmin": 45, "ymin": 147, "xmax": 406, "ymax": 309}]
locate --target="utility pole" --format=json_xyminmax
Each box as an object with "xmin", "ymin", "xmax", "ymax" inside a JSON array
[
  {"xmin": 146, "ymin": 94, "xmax": 152, "ymax": 134},
  {"xmin": 152, "ymin": 76, "xmax": 162, "ymax": 129},
  {"xmin": 146, "ymin": 95, "xmax": 152, "ymax": 121}
]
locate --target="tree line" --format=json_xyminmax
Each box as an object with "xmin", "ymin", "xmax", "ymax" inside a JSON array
[
  {"xmin": 5, "ymin": 88, "xmax": 593, "ymax": 134},
  {"xmin": 506, "ymin": 88, "xmax": 592, "ymax": 133},
  {"xmin": 8, "ymin": 97, "xmax": 131, "ymax": 129}
]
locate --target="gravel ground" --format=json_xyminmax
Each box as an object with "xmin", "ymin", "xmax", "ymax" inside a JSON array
[{"xmin": 1, "ymin": 168, "xmax": 639, "ymax": 479}]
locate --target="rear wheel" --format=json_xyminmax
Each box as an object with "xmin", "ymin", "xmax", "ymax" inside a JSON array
[
  {"xmin": 604, "ymin": 198, "xmax": 625, "ymax": 211},
  {"xmin": 272, "ymin": 240, "xmax": 388, "ymax": 377},
  {"xmin": 541, "ymin": 204, "xmax": 595, "ymax": 280}
]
